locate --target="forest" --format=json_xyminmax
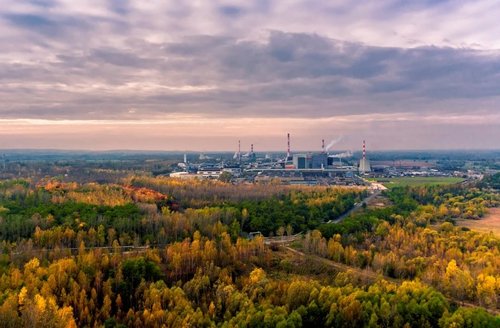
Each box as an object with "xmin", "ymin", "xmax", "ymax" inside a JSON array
[{"xmin": 0, "ymin": 174, "xmax": 498, "ymax": 327}]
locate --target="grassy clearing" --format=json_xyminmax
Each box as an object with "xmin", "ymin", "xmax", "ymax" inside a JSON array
[
  {"xmin": 456, "ymin": 208, "xmax": 500, "ymax": 237},
  {"xmin": 370, "ymin": 176, "xmax": 464, "ymax": 188}
]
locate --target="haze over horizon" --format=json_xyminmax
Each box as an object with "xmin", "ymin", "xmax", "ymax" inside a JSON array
[{"xmin": 1, "ymin": 1, "xmax": 499, "ymax": 151}]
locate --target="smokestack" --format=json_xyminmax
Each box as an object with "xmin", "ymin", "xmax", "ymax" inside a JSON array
[
  {"xmin": 287, "ymin": 133, "xmax": 291, "ymax": 159},
  {"xmin": 238, "ymin": 140, "xmax": 241, "ymax": 163},
  {"xmin": 322, "ymin": 139, "xmax": 325, "ymax": 153},
  {"xmin": 362, "ymin": 140, "xmax": 366, "ymax": 160},
  {"xmin": 251, "ymin": 144, "xmax": 254, "ymax": 153}
]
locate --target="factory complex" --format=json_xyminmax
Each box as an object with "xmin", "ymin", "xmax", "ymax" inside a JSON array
[{"xmin": 170, "ymin": 134, "xmax": 372, "ymax": 185}]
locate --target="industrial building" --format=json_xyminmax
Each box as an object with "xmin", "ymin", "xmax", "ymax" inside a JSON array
[
  {"xmin": 167, "ymin": 134, "xmax": 463, "ymax": 186},
  {"xmin": 170, "ymin": 133, "xmax": 362, "ymax": 185},
  {"xmin": 292, "ymin": 153, "xmax": 328, "ymax": 169}
]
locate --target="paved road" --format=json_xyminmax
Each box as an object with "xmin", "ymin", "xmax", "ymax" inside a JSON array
[
  {"xmin": 329, "ymin": 189, "xmax": 382, "ymax": 224},
  {"xmin": 327, "ymin": 177, "xmax": 388, "ymax": 224}
]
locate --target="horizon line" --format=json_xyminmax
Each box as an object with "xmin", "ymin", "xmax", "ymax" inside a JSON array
[{"xmin": 0, "ymin": 148, "xmax": 499, "ymax": 153}]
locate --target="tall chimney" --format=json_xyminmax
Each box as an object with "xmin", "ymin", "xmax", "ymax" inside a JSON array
[
  {"xmin": 238, "ymin": 140, "xmax": 241, "ymax": 163},
  {"xmin": 322, "ymin": 139, "xmax": 325, "ymax": 153},
  {"xmin": 287, "ymin": 133, "xmax": 291, "ymax": 159},
  {"xmin": 362, "ymin": 140, "xmax": 366, "ymax": 160}
]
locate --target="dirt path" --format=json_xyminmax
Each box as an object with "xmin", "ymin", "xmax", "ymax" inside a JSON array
[
  {"xmin": 280, "ymin": 246, "xmax": 500, "ymax": 315},
  {"xmin": 282, "ymin": 246, "xmax": 399, "ymax": 284}
]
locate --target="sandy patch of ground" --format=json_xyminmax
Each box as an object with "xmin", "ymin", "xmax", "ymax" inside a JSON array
[
  {"xmin": 457, "ymin": 208, "xmax": 500, "ymax": 236},
  {"xmin": 366, "ymin": 194, "xmax": 392, "ymax": 208}
]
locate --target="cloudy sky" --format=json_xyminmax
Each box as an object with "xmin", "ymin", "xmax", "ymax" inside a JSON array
[{"xmin": 0, "ymin": 0, "xmax": 499, "ymax": 151}]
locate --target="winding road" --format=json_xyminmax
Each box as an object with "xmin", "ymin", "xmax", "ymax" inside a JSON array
[{"xmin": 328, "ymin": 177, "xmax": 386, "ymax": 224}]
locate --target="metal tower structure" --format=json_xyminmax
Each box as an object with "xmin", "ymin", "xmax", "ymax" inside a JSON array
[
  {"xmin": 238, "ymin": 140, "xmax": 241, "ymax": 164},
  {"xmin": 286, "ymin": 133, "xmax": 291, "ymax": 159}
]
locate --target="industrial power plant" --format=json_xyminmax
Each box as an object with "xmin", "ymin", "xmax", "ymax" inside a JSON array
[{"xmin": 171, "ymin": 133, "xmax": 372, "ymax": 185}]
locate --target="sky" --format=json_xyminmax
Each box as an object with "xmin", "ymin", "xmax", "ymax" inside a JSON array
[{"xmin": 0, "ymin": 0, "xmax": 499, "ymax": 151}]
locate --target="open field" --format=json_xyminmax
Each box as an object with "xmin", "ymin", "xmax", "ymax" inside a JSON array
[
  {"xmin": 365, "ymin": 193, "xmax": 392, "ymax": 208},
  {"xmin": 371, "ymin": 160, "xmax": 436, "ymax": 168},
  {"xmin": 370, "ymin": 176, "xmax": 464, "ymax": 188},
  {"xmin": 457, "ymin": 208, "xmax": 500, "ymax": 236}
]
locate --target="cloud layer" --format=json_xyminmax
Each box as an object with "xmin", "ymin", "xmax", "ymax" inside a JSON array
[{"xmin": 0, "ymin": 0, "xmax": 499, "ymax": 149}]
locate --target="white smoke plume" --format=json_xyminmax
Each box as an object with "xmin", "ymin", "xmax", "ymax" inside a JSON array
[
  {"xmin": 325, "ymin": 136, "xmax": 343, "ymax": 151},
  {"xmin": 329, "ymin": 151, "xmax": 352, "ymax": 158}
]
